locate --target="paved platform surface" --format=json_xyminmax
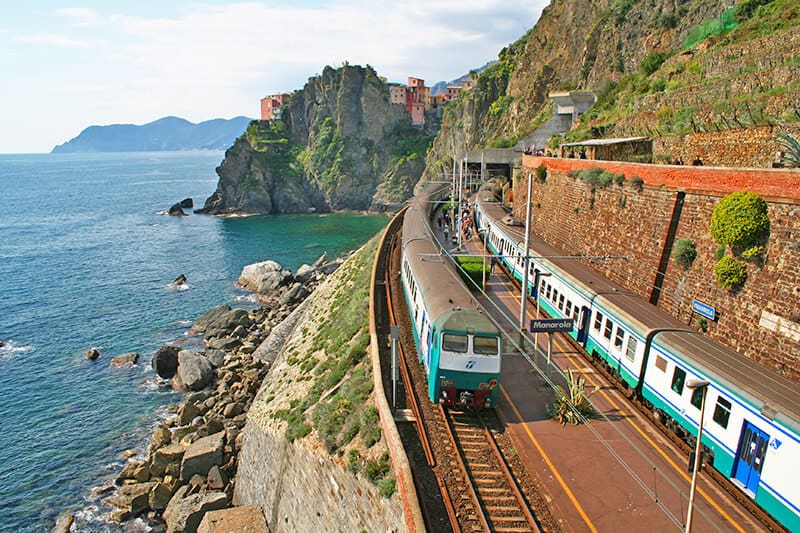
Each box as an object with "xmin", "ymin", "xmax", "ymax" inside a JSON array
[{"xmin": 437, "ymin": 210, "xmax": 766, "ymax": 532}]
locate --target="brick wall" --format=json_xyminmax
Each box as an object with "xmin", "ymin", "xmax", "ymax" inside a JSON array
[{"xmin": 515, "ymin": 157, "xmax": 800, "ymax": 382}]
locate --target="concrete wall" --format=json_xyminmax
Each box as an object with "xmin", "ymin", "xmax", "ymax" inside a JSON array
[
  {"xmin": 234, "ymin": 419, "xmax": 405, "ymax": 533},
  {"xmin": 515, "ymin": 157, "xmax": 800, "ymax": 382}
]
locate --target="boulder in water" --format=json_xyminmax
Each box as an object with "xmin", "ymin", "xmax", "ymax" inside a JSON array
[
  {"xmin": 237, "ymin": 260, "xmax": 292, "ymax": 293},
  {"xmin": 86, "ymin": 348, "xmax": 101, "ymax": 360},
  {"xmin": 168, "ymin": 203, "xmax": 187, "ymax": 216},
  {"xmin": 152, "ymin": 345, "xmax": 181, "ymax": 379},
  {"xmin": 111, "ymin": 352, "xmax": 139, "ymax": 366},
  {"xmin": 179, "ymin": 198, "xmax": 194, "ymax": 209},
  {"xmin": 176, "ymin": 350, "xmax": 213, "ymax": 391},
  {"xmin": 172, "ymin": 274, "xmax": 187, "ymax": 286}
]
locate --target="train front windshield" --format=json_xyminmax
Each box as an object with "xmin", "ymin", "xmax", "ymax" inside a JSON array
[{"xmin": 441, "ymin": 333, "xmax": 499, "ymax": 356}]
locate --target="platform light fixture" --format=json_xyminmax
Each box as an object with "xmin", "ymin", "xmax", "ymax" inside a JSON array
[{"xmin": 685, "ymin": 378, "xmax": 710, "ymax": 533}]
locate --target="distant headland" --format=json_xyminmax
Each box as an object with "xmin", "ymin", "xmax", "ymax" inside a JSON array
[{"xmin": 51, "ymin": 116, "xmax": 253, "ymax": 153}]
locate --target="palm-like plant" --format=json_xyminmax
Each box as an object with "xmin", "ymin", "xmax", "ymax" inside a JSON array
[
  {"xmin": 547, "ymin": 368, "xmax": 599, "ymax": 425},
  {"xmin": 775, "ymin": 131, "xmax": 800, "ymax": 168}
]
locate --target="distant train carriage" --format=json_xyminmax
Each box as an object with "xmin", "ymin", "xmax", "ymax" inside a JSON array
[
  {"xmin": 400, "ymin": 187, "xmax": 501, "ymax": 409},
  {"xmin": 473, "ymin": 191, "xmax": 800, "ymax": 530}
]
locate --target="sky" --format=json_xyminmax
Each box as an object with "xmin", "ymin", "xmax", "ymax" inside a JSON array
[{"xmin": 0, "ymin": 1, "xmax": 548, "ymax": 153}]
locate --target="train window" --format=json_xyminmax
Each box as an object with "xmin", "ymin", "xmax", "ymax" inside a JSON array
[
  {"xmin": 690, "ymin": 387, "xmax": 704, "ymax": 409},
  {"xmin": 558, "ymin": 294, "xmax": 565, "ymax": 310},
  {"xmin": 545, "ymin": 284, "xmax": 552, "ymax": 300},
  {"xmin": 671, "ymin": 367, "xmax": 687, "ymax": 395},
  {"xmin": 614, "ymin": 327, "xmax": 624, "ymax": 349},
  {"xmin": 573, "ymin": 307, "xmax": 580, "ymax": 322},
  {"xmin": 473, "ymin": 336, "xmax": 499, "ymax": 355},
  {"xmin": 603, "ymin": 318, "xmax": 613, "ymax": 340},
  {"xmin": 565, "ymin": 301, "xmax": 573, "ymax": 316},
  {"xmin": 539, "ymin": 278, "xmax": 546, "ymax": 294},
  {"xmin": 713, "ymin": 397, "xmax": 732, "ymax": 428},
  {"xmin": 594, "ymin": 312, "xmax": 604, "ymax": 331},
  {"xmin": 655, "ymin": 355, "xmax": 667, "ymax": 372},
  {"xmin": 442, "ymin": 333, "xmax": 468, "ymax": 353},
  {"xmin": 625, "ymin": 337, "xmax": 638, "ymax": 362}
]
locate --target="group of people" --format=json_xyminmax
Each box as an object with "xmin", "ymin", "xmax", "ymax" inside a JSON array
[
  {"xmin": 437, "ymin": 205, "xmax": 474, "ymax": 244},
  {"xmin": 673, "ymin": 155, "xmax": 704, "ymax": 166}
]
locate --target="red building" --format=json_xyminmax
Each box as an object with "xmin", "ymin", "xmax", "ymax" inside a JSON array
[{"xmin": 260, "ymin": 93, "xmax": 290, "ymax": 121}]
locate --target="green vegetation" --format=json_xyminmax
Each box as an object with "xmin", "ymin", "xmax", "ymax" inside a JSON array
[
  {"xmin": 775, "ymin": 131, "xmax": 800, "ymax": 167},
  {"xmin": 640, "ymin": 50, "xmax": 670, "ymax": 76},
  {"xmin": 299, "ymin": 117, "xmax": 348, "ymax": 193},
  {"xmin": 673, "ymin": 238, "xmax": 698, "ymax": 270},
  {"xmin": 710, "ymin": 191, "xmax": 770, "ymax": 257},
  {"xmin": 535, "ymin": 164, "xmax": 548, "ymax": 184},
  {"xmin": 454, "ymin": 255, "xmax": 490, "ymax": 290},
  {"xmin": 268, "ymin": 235, "xmax": 394, "ymax": 491},
  {"xmin": 547, "ymin": 369, "xmax": 599, "ymax": 425},
  {"xmin": 714, "ymin": 256, "xmax": 748, "ymax": 291},
  {"xmin": 683, "ymin": 8, "xmax": 737, "ymax": 50}
]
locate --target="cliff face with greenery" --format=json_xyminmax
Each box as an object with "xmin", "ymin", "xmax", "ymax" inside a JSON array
[
  {"xmin": 199, "ymin": 65, "xmax": 432, "ymax": 215},
  {"xmin": 423, "ymin": 0, "xmax": 800, "ymax": 175}
]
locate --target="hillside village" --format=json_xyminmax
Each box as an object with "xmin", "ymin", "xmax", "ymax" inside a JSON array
[{"xmin": 261, "ymin": 75, "xmax": 475, "ymax": 127}]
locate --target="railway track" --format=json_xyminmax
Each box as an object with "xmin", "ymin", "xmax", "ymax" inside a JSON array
[
  {"xmin": 442, "ymin": 407, "xmax": 540, "ymax": 533},
  {"xmin": 381, "ymin": 217, "xmax": 545, "ymax": 533}
]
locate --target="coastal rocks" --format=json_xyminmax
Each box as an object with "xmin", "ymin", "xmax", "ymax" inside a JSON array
[
  {"xmin": 173, "ymin": 274, "xmax": 188, "ymax": 286},
  {"xmin": 197, "ymin": 505, "xmax": 268, "ymax": 533},
  {"xmin": 86, "ymin": 348, "xmax": 101, "ymax": 360},
  {"xmin": 237, "ymin": 260, "xmax": 291, "ymax": 293},
  {"xmin": 168, "ymin": 203, "xmax": 188, "ymax": 216},
  {"xmin": 163, "ymin": 486, "xmax": 228, "ymax": 533},
  {"xmin": 153, "ymin": 345, "xmax": 181, "ymax": 379},
  {"xmin": 179, "ymin": 198, "xmax": 193, "ymax": 209},
  {"xmin": 103, "ymin": 250, "xmax": 349, "ymax": 530},
  {"xmin": 111, "ymin": 352, "xmax": 139, "ymax": 366},
  {"xmin": 52, "ymin": 512, "xmax": 74, "ymax": 533},
  {"xmin": 180, "ymin": 431, "xmax": 225, "ymax": 482},
  {"xmin": 175, "ymin": 351, "xmax": 213, "ymax": 392}
]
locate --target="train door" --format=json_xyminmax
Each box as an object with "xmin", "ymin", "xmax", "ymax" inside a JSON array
[
  {"xmin": 576, "ymin": 306, "xmax": 591, "ymax": 346},
  {"xmin": 732, "ymin": 421, "xmax": 770, "ymax": 496}
]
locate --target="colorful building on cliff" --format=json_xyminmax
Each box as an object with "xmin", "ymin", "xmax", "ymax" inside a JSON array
[{"xmin": 260, "ymin": 94, "xmax": 290, "ymax": 121}]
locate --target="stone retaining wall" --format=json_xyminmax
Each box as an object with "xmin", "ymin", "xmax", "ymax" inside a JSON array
[{"xmin": 516, "ymin": 157, "xmax": 800, "ymax": 382}]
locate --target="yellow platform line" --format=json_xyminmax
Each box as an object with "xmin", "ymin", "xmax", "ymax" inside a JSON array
[
  {"xmin": 500, "ymin": 386, "xmax": 599, "ymax": 533},
  {"xmin": 499, "ymin": 283, "xmax": 746, "ymax": 533}
]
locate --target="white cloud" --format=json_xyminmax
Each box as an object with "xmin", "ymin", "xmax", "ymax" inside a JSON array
[
  {"xmin": 2, "ymin": 1, "xmax": 549, "ymax": 152},
  {"xmin": 16, "ymin": 33, "xmax": 90, "ymax": 48}
]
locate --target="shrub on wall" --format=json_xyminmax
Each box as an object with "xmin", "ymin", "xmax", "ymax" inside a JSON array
[
  {"xmin": 710, "ymin": 191, "xmax": 770, "ymax": 256},
  {"xmin": 673, "ymin": 238, "xmax": 698, "ymax": 270},
  {"xmin": 535, "ymin": 164, "xmax": 548, "ymax": 183},
  {"xmin": 714, "ymin": 256, "xmax": 748, "ymax": 290}
]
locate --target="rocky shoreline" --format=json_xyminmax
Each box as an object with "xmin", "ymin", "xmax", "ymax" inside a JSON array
[{"xmin": 56, "ymin": 253, "xmax": 345, "ymax": 533}]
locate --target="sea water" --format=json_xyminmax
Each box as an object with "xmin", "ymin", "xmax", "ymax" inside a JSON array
[{"xmin": 0, "ymin": 151, "xmax": 390, "ymax": 532}]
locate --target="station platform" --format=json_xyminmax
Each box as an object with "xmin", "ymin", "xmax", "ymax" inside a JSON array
[{"xmin": 437, "ymin": 219, "xmax": 766, "ymax": 532}]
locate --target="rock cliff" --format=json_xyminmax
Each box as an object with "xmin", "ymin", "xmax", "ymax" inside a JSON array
[
  {"xmin": 198, "ymin": 65, "xmax": 431, "ymax": 215},
  {"xmin": 423, "ymin": 0, "xmax": 800, "ymax": 175}
]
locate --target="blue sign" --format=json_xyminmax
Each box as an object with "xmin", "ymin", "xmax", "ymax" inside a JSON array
[
  {"xmin": 692, "ymin": 300, "xmax": 716, "ymax": 321},
  {"xmin": 530, "ymin": 318, "xmax": 574, "ymax": 333}
]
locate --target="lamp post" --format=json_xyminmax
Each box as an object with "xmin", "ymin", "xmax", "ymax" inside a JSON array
[
  {"xmin": 518, "ymin": 173, "xmax": 533, "ymax": 341},
  {"xmin": 685, "ymin": 378, "xmax": 710, "ymax": 533}
]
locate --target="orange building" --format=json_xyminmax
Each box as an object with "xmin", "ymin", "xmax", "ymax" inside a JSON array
[{"xmin": 260, "ymin": 93, "xmax": 290, "ymax": 121}]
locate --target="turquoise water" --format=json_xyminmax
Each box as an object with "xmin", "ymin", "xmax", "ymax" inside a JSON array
[{"xmin": 0, "ymin": 152, "xmax": 389, "ymax": 531}]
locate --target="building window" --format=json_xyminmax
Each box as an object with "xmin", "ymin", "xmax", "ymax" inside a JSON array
[
  {"xmin": 614, "ymin": 327, "xmax": 624, "ymax": 349},
  {"xmin": 603, "ymin": 318, "xmax": 613, "ymax": 340},
  {"xmin": 655, "ymin": 355, "xmax": 667, "ymax": 372},
  {"xmin": 713, "ymin": 397, "xmax": 732, "ymax": 428},
  {"xmin": 594, "ymin": 312, "xmax": 604, "ymax": 332},
  {"xmin": 690, "ymin": 387, "xmax": 704, "ymax": 409},
  {"xmin": 671, "ymin": 366, "xmax": 687, "ymax": 395},
  {"xmin": 625, "ymin": 337, "xmax": 638, "ymax": 362}
]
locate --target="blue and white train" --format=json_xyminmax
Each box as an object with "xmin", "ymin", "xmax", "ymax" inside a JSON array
[
  {"xmin": 474, "ymin": 188, "xmax": 800, "ymax": 531},
  {"xmin": 400, "ymin": 187, "xmax": 501, "ymax": 409}
]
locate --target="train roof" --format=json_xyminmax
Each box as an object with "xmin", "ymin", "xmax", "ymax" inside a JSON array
[
  {"xmin": 476, "ymin": 193, "xmax": 800, "ymax": 427},
  {"xmin": 403, "ymin": 189, "xmax": 499, "ymax": 335},
  {"xmin": 657, "ymin": 331, "xmax": 800, "ymax": 431}
]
